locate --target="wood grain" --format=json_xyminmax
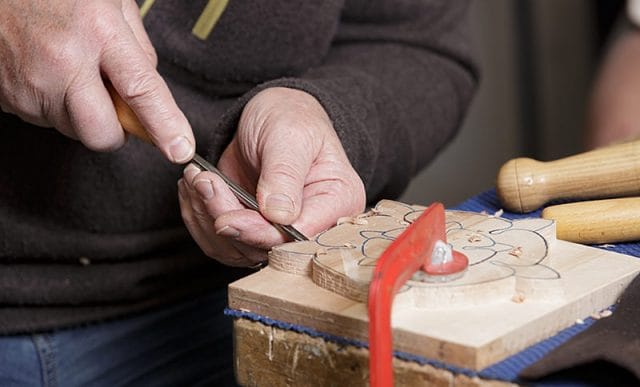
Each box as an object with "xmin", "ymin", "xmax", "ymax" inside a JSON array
[{"xmin": 234, "ymin": 318, "xmax": 516, "ymax": 387}]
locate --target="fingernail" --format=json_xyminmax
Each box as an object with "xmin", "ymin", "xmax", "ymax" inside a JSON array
[
  {"xmin": 169, "ymin": 136, "xmax": 194, "ymax": 163},
  {"xmin": 266, "ymin": 193, "xmax": 294, "ymax": 214},
  {"xmin": 183, "ymin": 163, "xmax": 199, "ymax": 175},
  {"xmin": 194, "ymin": 179, "xmax": 214, "ymax": 200},
  {"xmin": 217, "ymin": 225, "xmax": 240, "ymax": 238},
  {"xmin": 183, "ymin": 164, "xmax": 200, "ymax": 183}
]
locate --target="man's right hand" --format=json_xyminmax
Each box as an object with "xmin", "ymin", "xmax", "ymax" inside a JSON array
[{"xmin": 0, "ymin": 0, "xmax": 194, "ymax": 163}]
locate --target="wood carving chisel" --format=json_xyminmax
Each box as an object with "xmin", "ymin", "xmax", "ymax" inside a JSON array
[{"xmin": 108, "ymin": 86, "xmax": 308, "ymax": 242}]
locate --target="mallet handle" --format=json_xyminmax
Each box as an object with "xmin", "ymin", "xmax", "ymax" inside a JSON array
[
  {"xmin": 542, "ymin": 197, "xmax": 640, "ymax": 244},
  {"xmin": 496, "ymin": 140, "xmax": 640, "ymax": 213}
]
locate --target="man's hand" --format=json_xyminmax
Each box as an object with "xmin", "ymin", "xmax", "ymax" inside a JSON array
[
  {"xmin": 0, "ymin": 0, "xmax": 194, "ymax": 163},
  {"xmin": 178, "ymin": 87, "xmax": 366, "ymax": 267}
]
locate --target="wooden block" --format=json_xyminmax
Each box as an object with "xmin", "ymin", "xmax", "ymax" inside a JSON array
[
  {"xmin": 229, "ymin": 200, "xmax": 640, "ymax": 371},
  {"xmin": 234, "ymin": 318, "xmax": 516, "ymax": 387}
]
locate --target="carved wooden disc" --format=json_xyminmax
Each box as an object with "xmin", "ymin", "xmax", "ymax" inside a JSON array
[{"xmin": 269, "ymin": 200, "xmax": 557, "ymax": 309}]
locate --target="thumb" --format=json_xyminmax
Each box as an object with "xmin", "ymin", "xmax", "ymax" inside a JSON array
[{"xmin": 256, "ymin": 138, "xmax": 312, "ymax": 225}]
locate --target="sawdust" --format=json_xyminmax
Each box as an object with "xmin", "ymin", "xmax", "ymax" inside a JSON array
[
  {"xmin": 337, "ymin": 216, "xmax": 369, "ymax": 226},
  {"xmin": 468, "ymin": 234, "xmax": 482, "ymax": 243},
  {"xmin": 315, "ymin": 248, "xmax": 328, "ymax": 257},
  {"xmin": 508, "ymin": 247, "xmax": 523, "ymax": 257}
]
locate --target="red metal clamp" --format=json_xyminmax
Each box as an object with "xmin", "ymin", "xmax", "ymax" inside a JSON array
[{"xmin": 368, "ymin": 203, "xmax": 469, "ymax": 386}]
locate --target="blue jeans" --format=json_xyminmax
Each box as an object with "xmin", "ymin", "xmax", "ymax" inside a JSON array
[{"xmin": 0, "ymin": 288, "xmax": 237, "ymax": 386}]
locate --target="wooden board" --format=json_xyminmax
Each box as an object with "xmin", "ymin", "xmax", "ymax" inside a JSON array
[
  {"xmin": 229, "ymin": 200, "xmax": 640, "ymax": 370},
  {"xmin": 234, "ymin": 318, "xmax": 515, "ymax": 387}
]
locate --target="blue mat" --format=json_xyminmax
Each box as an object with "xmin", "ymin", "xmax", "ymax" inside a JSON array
[{"xmin": 226, "ymin": 190, "xmax": 640, "ymax": 383}]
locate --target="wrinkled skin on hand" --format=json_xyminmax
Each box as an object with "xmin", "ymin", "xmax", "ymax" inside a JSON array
[
  {"xmin": 0, "ymin": 0, "xmax": 194, "ymax": 163},
  {"xmin": 179, "ymin": 87, "xmax": 366, "ymax": 267}
]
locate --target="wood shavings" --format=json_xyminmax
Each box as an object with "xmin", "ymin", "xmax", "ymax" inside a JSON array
[
  {"xmin": 336, "ymin": 217, "xmax": 349, "ymax": 225},
  {"xmin": 337, "ymin": 216, "xmax": 368, "ymax": 226},
  {"xmin": 345, "ymin": 211, "xmax": 373, "ymax": 224},
  {"xmin": 508, "ymin": 246, "xmax": 523, "ymax": 257},
  {"xmin": 79, "ymin": 256, "xmax": 91, "ymax": 266},
  {"xmin": 359, "ymin": 208, "xmax": 382, "ymax": 218},
  {"xmin": 314, "ymin": 248, "xmax": 328, "ymax": 257},
  {"xmin": 492, "ymin": 209, "xmax": 504, "ymax": 217},
  {"xmin": 468, "ymin": 234, "xmax": 482, "ymax": 243},
  {"xmin": 511, "ymin": 293, "xmax": 525, "ymax": 303},
  {"xmin": 353, "ymin": 218, "xmax": 369, "ymax": 225},
  {"xmin": 599, "ymin": 310, "xmax": 613, "ymax": 318},
  {"xmin": 590, "ymin": 309, "xmax": 613, "ymax": 320}
]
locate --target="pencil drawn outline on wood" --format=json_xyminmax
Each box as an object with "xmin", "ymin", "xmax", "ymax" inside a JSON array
[{"xmin": 271, "ymin": 200, "xmax": 558, "ymax": 305}]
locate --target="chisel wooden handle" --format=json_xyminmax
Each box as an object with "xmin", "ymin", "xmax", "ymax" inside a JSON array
[
  {"xmin": 496, "ymin": 140, "xmax": 640, "ymax": 213},
  {"xmin": 542, "ymin": 197, "xmax": 640, "ymax": 244},
  {"xmin": 107, "ymin": 84, "xmax": 153, "ymax": 143}
]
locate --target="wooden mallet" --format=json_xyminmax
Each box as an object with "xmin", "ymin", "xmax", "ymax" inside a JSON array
[{"xmin": 496, "ymin": 140, "xmax": 640, "ymax": 213}]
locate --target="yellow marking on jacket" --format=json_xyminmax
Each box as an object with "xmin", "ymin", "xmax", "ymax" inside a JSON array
[
  {"xmin": 192, "ymin": 0, "xmax": 229, "ymax": 40},
  {"xmin": 139, "ymin": 0, "xmax": 156, "ymax": 18}
]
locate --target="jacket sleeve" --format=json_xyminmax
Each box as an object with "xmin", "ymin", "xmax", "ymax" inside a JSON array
[{"xmin": 209, "ymin": 0, "xmax": 478, "ymax": 203}]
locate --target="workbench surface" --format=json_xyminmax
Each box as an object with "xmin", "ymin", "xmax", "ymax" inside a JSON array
[{"xmin": 228, "ymin": 190, "xmax": 640, "ymax": 386}]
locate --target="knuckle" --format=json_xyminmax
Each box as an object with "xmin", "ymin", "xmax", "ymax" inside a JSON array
[
  {"xmin": 89, "ymin": 7, "xmax": 122, "ymax": 44},
  {"xmin": 350, "ymin": 175, "xmax": 366, "ymax": 208},
  {"xmin": 193, "ymin": 209, "xmax": 210, "ymax": 224},
  {"xmin": 202, "ymin": 246, "xmax": 245, "ymax": 266},
  {"xmin": 181, "ymin": 213, "xmax": 200, "ymax": 232},
  {"xmin": 122, "ymin": 72, "xmax": 162, "ymax": 102},
  {"xmin": 41, "ymin": 41, "xmax": 78, "ymax": 75},
  {"xmin": 78, "ymin": 131, "xmax": 123, "ymax": 152},
  {"xmin": 200, "ymin": 245, "xmax": 220, "ymax": 260},
  {"xmin": 269, "ymin": 162, "xmax": 305, "ymax": 183},
  {"xmin": 3, "ymin": 89, "xmax": 51, "ymax": 127},
  {"xmin": 189, "ymin": 197, "xmax": 209, "ymax": 218},
  {"xmin": 143, "ymin": 46, "xmax": 158, "ymax": 66}
]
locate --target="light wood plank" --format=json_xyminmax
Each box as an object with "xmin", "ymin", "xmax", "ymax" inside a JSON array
[{"xmin": 229, "ymin": 200, "xmax": 640, "ymax": 370}]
